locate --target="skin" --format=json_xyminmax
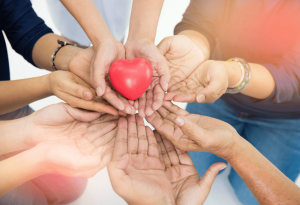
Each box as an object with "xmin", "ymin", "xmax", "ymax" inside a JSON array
[
  {"xmin": 158, "ymin": 31, "xmax": 276, "ymax": 103},
  {"xmin": 146, "ymin": 101, "xmax": 300, "ymax": 205},
  {"xmin": 0, "ymin": 103, "xmax": 119, "ymax": 196},
  {"xmin": 107, "ymin": 115, "xmax": 225, "ymax": 205}
]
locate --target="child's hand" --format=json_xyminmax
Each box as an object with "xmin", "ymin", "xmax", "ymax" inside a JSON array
[
  {"xmin": 48, "ymin": 70, "xmax": 118, "ymax": 115},
  {"xmin": 165, "ymin": 60, "xmax": 228, "ymax": 104}
]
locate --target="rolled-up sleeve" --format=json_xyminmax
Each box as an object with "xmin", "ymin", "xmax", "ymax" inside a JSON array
[
  {"xmin": 0, "ymin": 0, "xmax": 53, "ymax": 67},
  {"xmin": 260, "ymin": 44, "xmax": 300, "ymax": 103}
]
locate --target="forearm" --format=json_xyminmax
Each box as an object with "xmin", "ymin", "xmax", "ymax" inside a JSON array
[
  {"xmin": 178, "ymin": 30, "xmax": 210, "ymax": 61},
  {"xmin": 127, "ymin": 0, "xmax": 164, "ymax": 42},
  {"xmin": 224, "ymin": 136, "xmax": 300, "ymax": 204},
  {"xmin": 0, "ymin": 75, "xmax": 51, "ymax": 115},
  {"xmin": 222, "ymin": 61, "xmax": 275, "ymax": 99},
  {"xmin": 60, "ymin": 0, "xmax": 114, "ymax": 45},
  {"xmin": 0, "ymin": 149, "xmax": 43, "ymax": 196},
  {"xmin": 32, "ymin": 33, "xmax": 82, "ymax": 71},
  {"xmin": 0, "ymin": 117, "xmax": 31, "ymax": 155}
]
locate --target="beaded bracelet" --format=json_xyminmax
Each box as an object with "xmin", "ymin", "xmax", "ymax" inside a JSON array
[
  {"xmin": 226, "ymin": 57, "xmax": 251, "ymax": 94},
  {"xmin": 51, "ymin": 40, "xmax": 77, "ymax": 70}
]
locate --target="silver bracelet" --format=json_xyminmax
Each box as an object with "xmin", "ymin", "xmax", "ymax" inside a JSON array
[{"xmin": 226, "ymin": 57, "xmax": 251, "ymax": 94}]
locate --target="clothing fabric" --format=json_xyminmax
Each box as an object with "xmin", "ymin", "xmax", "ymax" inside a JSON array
[
  {"xmin": 175, "ymin": 0, "xmax": 300, "ymax": 119},
  {"xmin": 0, "ymin": 0, "xmax": 53, "ymax": 81},
  {"xmin": 186, "ymin": 100, "xmax": 300, "ymax": 205},
  {"xmin": 46, "ymin": 0, "xmax": 132, "ymax": 46}
]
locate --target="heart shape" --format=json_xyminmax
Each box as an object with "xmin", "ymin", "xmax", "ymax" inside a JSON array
[{"xmin": 109, "ymin": 58, "xmax": 152, "ymax": 100}]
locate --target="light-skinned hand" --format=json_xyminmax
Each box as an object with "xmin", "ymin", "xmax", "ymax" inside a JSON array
[
  {"xmin": 69, "ymin": 46, "xmax": 136, "ymax": 115},
  {"xmin": 146, "ymin": 101, "xmax": 238, "ymax": 158},
  {"xmin": 125, "ymin": 39, "xmax": 170, "ymax": 117},
  {"xmin": 107, "ymin": 115, "xmax": 175, "ymax": 205},
  {"xmin": 23, "ymin": 103, "xmax": 119, "ymax": 172},
  {"xmin": 154, "ymin": 131, "xmax": 227, "ymax": 205}
]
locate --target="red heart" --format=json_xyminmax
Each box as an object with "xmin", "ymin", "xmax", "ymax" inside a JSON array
[{"xmin": 109, "ymin": 58, "xmax": 152, "ymax": 100}]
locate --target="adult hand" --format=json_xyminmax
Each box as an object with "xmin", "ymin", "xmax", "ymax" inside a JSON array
[
  {"xmin": 107, "ymin": 115, "xmax": 175, "ymax": 205},
  {"xmin": 49, "ymin": 70, "xmax": 118, "ymax": 115},
  {"xmin": 146, "ymin": 101, "xmax": 238, "ymax": 158},
  {"xmin": 155, "ymin": 132, "xmax": 226, "ymax": 205},
  {"xmin": 24, "ymin": 103, "xmax": 119, "ymax": 171},
  {"xmin": 165, "ymin": 60, "xmax": 228, "ymax": 104},
  {"xmin": 125, "ymin": 39, "xmax": 170, "ymax": 117},
  {"xmin": 69, "ymin": 47, "xmax": 136, "ymax": 115},
  {"xmin": 157, "ymin": 35, "xmax": 206, "ymax": 89}
]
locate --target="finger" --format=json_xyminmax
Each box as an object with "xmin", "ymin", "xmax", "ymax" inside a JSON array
[
  {"xmin": 162, "ymin": 101, "xmax": 189, "ymax": 116},
  {"xmin": 152, "ymin": 84, "xmax": 164, "ymax": 110},
  {"xmin": 112, "ymin": 117, "xmax": 128, "ymax": 160},
  {"xmin": 157, "ymin": 56, "xmax": 170, "ymax": 91},
  {"xmin": 136, "ymin": 115, "xmax": 148, "ymax": 155},
  {"xmin": 199, "ymin": 162, "xmax": 227, "ymax": 191},
  {"xmin": 156, "ymin": 132, "xmax": 172, "ymax": 168},
  {"xmin": 61, "ymin": 75, "xmax": 94, "ymax": 101},
  {"xmin": 172, "ymin": 93, "xmax": 197, "ymax": 103},
  {"xmin": 138, "ymin": 93, "xmax": 146, "ymax": 118},
  {"xmin": 157, "ymin": 106, "xmax": 177, "ymax": 122},
  {"xmin": 154, "ymin": 131, "xmax": 165, "ymax": 167},
  {"xmin": 85, "ymin": 122, "xmax": 118, "ymax": 143},
  {"xmin": 103, "ymin": 86, "xmax": 125, "ymax": 111},
  {"xmin": 145, "ymin": 89, "xmax": 154, "ymax": 116},
  {"xmin": 157, "ymin": 36, "xmax": 172, "ymax": 56},
  {"xmin": 134, "ymin": 100, "xmax": 139, "ymax": 110},
  {"xmin": 146, "ymin": 127, "xmax": 159, "ymax": 158},
  {"xmin": 196, "ymin": 78, "xmax": 227, "ymax": 104},
  {"xmin": 118, "ymin": 110, "xmax": 127, "ymax": 117},
  {"xmin": 118, "ymin": 94, "xmax": 135, "ymax": 115},
  {"xmin": 161, "ymin": 135, "xmax": 179, "ymax": 166},
  {"xmin": 64, "ymin": 103, "xmax": 101, "ymax": 121},
  {"xmin": 91, "ymin": 53, "xmax": 107, "ymax": 96},
  {"xmin": 127, "ymin": 114, "xmax": 138, "ymax": 154},
  {"xmin": 65, "ymin": 95, "xmax": 119, "ymax": 116},
  {"xmin": 128, "ymin": 100, "xmax": 135, "ymax": 106}
]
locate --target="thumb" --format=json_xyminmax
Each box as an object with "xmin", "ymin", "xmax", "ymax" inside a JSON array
[
  {"xmin": 157, "ymin": 36, "xmax": 172, "ymax": 56},
  {"xmin": 199, "ymin": 162, "xmax": 227, "ymax": 192},
  {"xmin": 63, "ymin": 77, "xmax": 94, "ymax": 101},
  {"xmin": 90, "ymin": 55, "xmax": 107, "ymax": 97},
  {"xmin": 107, "ymin": 154, "xmax": 130, "ymax": 191},
  {"xmin": 196, "ymin": 78, "xmax": 227, "ymax": 104},
  {"xmin": 174, "ymin": 115, "xmax": 208, "ymax": 141}
]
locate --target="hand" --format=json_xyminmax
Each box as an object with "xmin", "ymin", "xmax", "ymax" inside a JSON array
[
  {"xmin": 48, "ymin": 70, "xmax": 119, "ymax": 115},
  {"xmin": 107, "ymin": 115, "xmax": 175, "ymax": 205},
  {"xmin": 146, "ymin": 101, "xmax": 238, "ymax": 158},
  {"xmin": 165, "ymin": 60, "xmax": 228, "ymax": 104},
  {"xmin": 68, "ymin": 47, "xmax": 135, "ymax": 115},
  {"xmin": 125, "ymin": 39, "xmax": 170, "ymax": 117},
  {"xmin": 155, "ymin": 132, "xmax": 227, "ymax": 205},
  {"xmin": 157, "ymin": 35, "xmax": 206, "ymax": 89},
  {"xmin": 24, "ymin": 103, "xmax": 119, "ymax": 171}
]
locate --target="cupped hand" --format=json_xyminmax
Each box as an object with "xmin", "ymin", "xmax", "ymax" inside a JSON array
[
  {"xmin": 24, "ymin": 103, "xmax": 119, "ymax": 171},
  {"xmin": 155, "ymin": 131, "xmax": 226, "ymax": 205},
  {"xmin": 125, "ymin": 39, "xmax": 170, "ymax": 117},
  {"xmin": 68, "ymin": 47, "xmax": 135, "ymax": 115},
  {"xmin": 146, "ymin": 101, "xmax": 237, "ymax": 158},
  {"xmin": 157, "ymin": 35, "xmax": 206, "ymax": 89},
  {"xmin": 165, "ymin": 60, "xmax": 228, "ymax": 104},
  {"xmin": 107, "ymin": 115, "xmax": 175, "ymax": 205},
  {"xmin": 49, "ymin": 70, "xmax": 118, "ymax": 115}
]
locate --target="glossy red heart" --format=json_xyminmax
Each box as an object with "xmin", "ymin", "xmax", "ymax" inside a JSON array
[{"xmin": 109, "ymin": 58, "xmax": 152, "ymax": 100}]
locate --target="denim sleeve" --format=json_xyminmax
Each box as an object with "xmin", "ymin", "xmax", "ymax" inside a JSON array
[{"xmin": 0, "ymin": 0, "xmax": 53, "ymax": 67}]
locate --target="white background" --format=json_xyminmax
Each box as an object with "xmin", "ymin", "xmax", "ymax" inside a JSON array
[{"xmin": 5, "ymin": 0, "xmax": 299, "ymax": 204}]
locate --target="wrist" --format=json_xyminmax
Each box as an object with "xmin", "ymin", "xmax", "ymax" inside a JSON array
[
  {"xmin": 54, "ymin": 46, "xmax": 82, "ymax": 71},
  {"xmin": 220, "ymin": 61, "xmax": 242, "ymax": 87}
]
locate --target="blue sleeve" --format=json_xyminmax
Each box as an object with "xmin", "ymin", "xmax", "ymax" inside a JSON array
[
  {"xmin": 0, "ymin": 0, "xmax": 53, "ymax": 67},
  {"xmin": 259, "ymin": 41, "xmax": 300, "ymax": 104}
]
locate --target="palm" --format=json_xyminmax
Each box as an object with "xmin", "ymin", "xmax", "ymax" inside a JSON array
[
  {"xmin": 158, "ymin": 35, "xmax": 205, "ymax": 88},
  {"xmin": 146, "ymin": 101, "xmax": 236, "ymax": 152}
]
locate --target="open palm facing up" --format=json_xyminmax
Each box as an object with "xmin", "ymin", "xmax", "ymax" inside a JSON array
[
  {"xmin": 24, "ymin": 103, "xmax": 119, "ymax": 173},
  {"xmin": 154, "ymin": 131, "xmax": 226, "ymax": 205},
  {"xmin": 107, "ymin": 115, "xmax": 175, "ymax": 205},
  {"xmin": 165, "ymin": 60, "xmax": 228, "ymax": 104},
  {"xmin": 146, "ymin": 101, "xmax": 237, "ymax": 157}
]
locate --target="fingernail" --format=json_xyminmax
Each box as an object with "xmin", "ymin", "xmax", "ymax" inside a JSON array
[
  {"xmin": 96, "ymin": 87, "xmax": 103, "ymax": 96},
  {"xmin": 164, "ymin": 83, "xmax": 169, "ymax": 91},
  {"xmin": 84, "ymin": 91, "xmax": 90, "ymax": 100},
  {"xmin": 197, "ymin": 94, "xmax": 205, "ymax": 103},
  {"xmin": 174, "ymin": 116, "xmax": 185, "ymax": 126},
  {"xmin": 220, "ymin": 165, "xmax": 227, "ymax": 171}
]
